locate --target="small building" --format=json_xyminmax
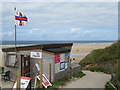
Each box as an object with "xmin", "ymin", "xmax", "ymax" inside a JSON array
[{"xmin": 2, "ymin": 43, "xmax": 81, "ymax": 87}]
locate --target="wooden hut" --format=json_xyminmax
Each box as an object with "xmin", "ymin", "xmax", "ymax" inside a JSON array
[{"xmin": 2, "ymin": 43, "xmax": 73, "ymax": 86}]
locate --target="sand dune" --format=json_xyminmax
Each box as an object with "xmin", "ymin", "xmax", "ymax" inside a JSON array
[{"xmin": 71, "ymin": 43, "xmax": 111, "ymax": 63}]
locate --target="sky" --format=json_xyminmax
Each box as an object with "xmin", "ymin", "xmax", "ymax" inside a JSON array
[{"xmin": 1, "ymin": 1, "xmax": 119, "ymax": 41}]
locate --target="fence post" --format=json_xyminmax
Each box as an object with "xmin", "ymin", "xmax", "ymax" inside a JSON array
[
  {"xmin": 39, "ymin": 59, "xmax": 43, "ymax": 88},
  {"xmin": 49, "ymin": 64, "xmax": 51, "ymax": 82},
  {"xmin": 17, "ymin": 70, "xmax": 21, "ymax": 90}
]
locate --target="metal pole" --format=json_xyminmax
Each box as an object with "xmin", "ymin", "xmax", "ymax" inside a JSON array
[
  {"xmin": 14, "ymin": 7, "xmax": 17, "ymax": 65},
  {"xmin": 15, "ymin": 25, "xmax": 17, "ymax": 60},
  {"xmin": 14, "ymin": 7, "xmax": 20, "ymax": 90}
]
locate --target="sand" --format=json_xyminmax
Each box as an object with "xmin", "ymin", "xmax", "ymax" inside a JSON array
[
  {"xmin": 71, "ymin": 43, "xmax": 111, "ymax": 63},
  {"xmin": 0, "ymin": 43, "xmax": 112, "ymax": 66}
]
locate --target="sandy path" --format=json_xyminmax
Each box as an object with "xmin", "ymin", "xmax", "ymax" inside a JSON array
[{"xmin": 62, "ymin": 71, "xmax": 111, "ymax": 88}]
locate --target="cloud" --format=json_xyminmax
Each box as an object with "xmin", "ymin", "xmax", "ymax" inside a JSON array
[
  {"xmin": 70, "ymin": 28, "xmax": 82, "ymax": 33},
  {"xmin": 82, "ymin": 30, "xmax": 96, "ymax": 34},
  {"xmin": 1, "ymin": 0, "xmax": 119, "ymax": 2},
  {"xmin": 2, "ymin": 2, "xmax": 118, "ymax": 41},
  {"xmin": 2, "ymin": 27, "xmax": 118, "ymax": 40},
  {"xmin": 2, "ymin": 31, "xmax": 14, "ymax": 38},
  {"xmin": 2, "ymin": 2, "xmax": 118, "ymax": 29}
]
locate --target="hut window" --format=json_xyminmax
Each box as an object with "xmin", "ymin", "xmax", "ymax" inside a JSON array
[{"xmin": 6, "ymin": 55, "xmax": 16, "ymax": 67}]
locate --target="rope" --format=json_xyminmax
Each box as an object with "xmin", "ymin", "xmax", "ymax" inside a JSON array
[
  {"xmin": 109, "ymin": 82, "xmax": 117, "ymax": 90},
  {"xmin": 11, "ymin": 60, "xmax": 39, "ymax": 89},
  {"xmin": 21, "ymin": 60, "xmax": 39, "ymax": 76}
]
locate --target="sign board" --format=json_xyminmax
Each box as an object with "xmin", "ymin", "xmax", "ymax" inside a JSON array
[
  {"xmin": 65, "ymin": 53, "xmax": 70, "ymax": 61},
  {"xmin": 60, "ymin": 61, "xmax": 68, "ymax": 71},
  {"xmin": 60, "ymin": 62, "xmax": 65, "ymax": 70},
  {"xmin": 55, "ymin": 55, "xmax": 60, "ymax": 63},
  {"xmin": 60, "ymin": 54, "xmax": 65, "ymax": 62},
  {"xmin": 36, "ymin": 74, "xmax": 52, "ymax": 88},
  {"xmin": 64, "ymin": 61, "xmax": 68, "ymax": 69},
  {"xmin": 12, "ymin": 76, "xmax": 31, "ymax": 89},
  {"xmin": 31, "ymin": 52, "xmax": 42, "ymax": 59}
]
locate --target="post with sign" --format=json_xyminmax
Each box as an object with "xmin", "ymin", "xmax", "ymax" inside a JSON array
[
  {"xmin": 49, "ymin": 64, "xmax": 51, "ymax": 82},
  {"xmin": 30, "ymin": 52, "xmax": 42, "ymax": 88},
  {"xmin": 12, "ymin": 76, "xmax": 31, "ymax": 89},
  {"xmin": 16, "ymin": 70, "xmax": 21, "ymax": 90},
  {"xmin": 40, "ymin": 59, "xmax": 43, "ymax": 88}
]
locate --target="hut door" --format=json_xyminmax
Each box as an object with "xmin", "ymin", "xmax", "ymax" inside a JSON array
[{"xmin": 21, "ymin": 55, "xmax": 30, "ymax": 77}]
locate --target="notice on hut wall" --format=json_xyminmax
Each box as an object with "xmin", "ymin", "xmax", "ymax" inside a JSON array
[
  {"xmin": 60, "ymin": 61, "xmax": 68, "ymax": 71},
  {"xmin": 60, "ymin": 62, "xmax": 65, "ymax": 70},
  {"xmin": 54, "ymin": 55, "xmax": 60, "ymax": 63},
  {"xmin": 31, "ymin": 52, "xmax": 42, "ymax": 59},
  {"xmin": 65, "ymin": 53, "xmax": 70, "ymax": 61},
  {"xmin": 65, "ymin": 61, "xmax": 68, "ymax": 69},
  {"xmin": 60, "ymin": 54, "xmax": 65, "ymax": 62}
]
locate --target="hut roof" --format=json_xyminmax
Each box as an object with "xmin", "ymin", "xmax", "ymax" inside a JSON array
[
  {"xmin": 2, "ymin": 43, "xmax": 73, "ymax": 52},
  {"xmin": 42, "ymin": 47, "xmax": 71, "ymax": 54}
]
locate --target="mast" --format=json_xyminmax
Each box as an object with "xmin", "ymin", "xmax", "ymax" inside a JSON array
[{"xmin": 14, "ymin": 7, "xmax": 17, "ymax": 65}]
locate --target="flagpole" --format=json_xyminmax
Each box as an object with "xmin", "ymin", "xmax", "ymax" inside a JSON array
[
  {"xmin": 14, "ymin": 7, "xmax": 20, "ymax": 90},
  {"xmin": 14, "ymin": 7, "xmax": 17, "ymax": 66}
]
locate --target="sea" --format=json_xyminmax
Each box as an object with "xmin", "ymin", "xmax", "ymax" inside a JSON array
[{"xmin": 1, "ymin": 41, "xmax": 115, "ymax": 46}]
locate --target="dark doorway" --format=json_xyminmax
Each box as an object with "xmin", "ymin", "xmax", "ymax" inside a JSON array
[{"xmin": 21, "ymin": 55, "xmax": 30, "ymax": 77}]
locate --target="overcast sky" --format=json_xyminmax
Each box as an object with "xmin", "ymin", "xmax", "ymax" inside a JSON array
[{"xmin": 1, "ymin": 1, "xmax": 118, "ymax": 41}]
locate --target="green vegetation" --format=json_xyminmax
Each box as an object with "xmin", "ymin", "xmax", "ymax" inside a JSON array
[
  {"xmin": 0, "ymin": 67, "xmax": 4, "ymax": 74},
  {"xmin": 0, "ymin": 67, "xmax": 2, "ymax": 74},
  {"xmin": 50, "ymin": 71, "xmax": 86, "ymax": 88},
  {"xmin": 89, "ymin": 67, "xmax": 106, "ymax": 72},
  {"xmin": 72, "ymin": 71, "xmax": 86, "ymax": 78},
  {"xmin": 105, "ymin": 82, "xmax": 115, "ymax": 90},
  {"xmin": 79, "ymin": 40, "xmax": 120, "ymax": 89}
]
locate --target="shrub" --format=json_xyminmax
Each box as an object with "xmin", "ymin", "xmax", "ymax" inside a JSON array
[{"xmin": 89, "ymin": 67, "xmax": 106, "ymax": 72}]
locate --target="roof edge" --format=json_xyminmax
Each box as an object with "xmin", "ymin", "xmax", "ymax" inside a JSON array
[{"xmin": 2, "ymin": 43, "xmax": 73, "ymax": 52}]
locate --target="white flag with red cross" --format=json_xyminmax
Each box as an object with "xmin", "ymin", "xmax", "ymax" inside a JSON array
[{"xmin": 15, "ymin": 12, "xmax": 28, "ymax": 26}]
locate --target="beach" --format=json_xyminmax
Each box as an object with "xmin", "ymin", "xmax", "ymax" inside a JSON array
[
  {"xmin": 0, "ymin": 43, "xmax": 112, "ymax": 67},
  {"xmin": 71, "ymin": 43, "xmax": 112, "ymax": 63}
]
